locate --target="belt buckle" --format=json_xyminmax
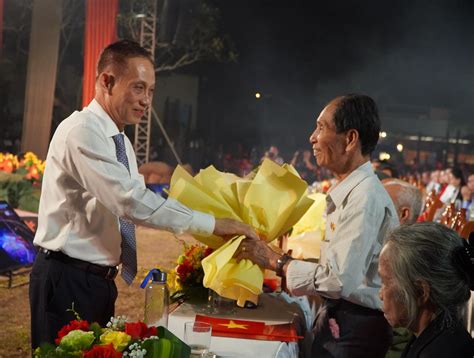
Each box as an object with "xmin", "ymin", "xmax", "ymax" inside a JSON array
[
  {"xmin": 40, "ymin": 248, "xmax": 51, "ymax": 257},
  {"xmin": 105, "ymin": 267, "xmax": 118, "ymax": 280}
]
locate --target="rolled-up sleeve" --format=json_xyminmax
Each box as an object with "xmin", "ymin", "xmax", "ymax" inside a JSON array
[{"xmin": 286, "ymin": 260, "xmax": 343, "ymax": 298}]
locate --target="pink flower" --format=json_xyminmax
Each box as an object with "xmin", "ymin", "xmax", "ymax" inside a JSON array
[{"xmin": 328, "ymin": 318, "xmax": 340, "ymax": 339}]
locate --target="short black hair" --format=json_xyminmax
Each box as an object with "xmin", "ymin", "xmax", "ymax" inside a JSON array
[
  {"xmin": 332, "ymin": 94, "xmax": 381, "ymax": 156},
  {"xmin": 451, "ymin": 167, "xmax": 466, "ymax": 186},
  {"xmin": 379, "ymin": 160, "xmax": 399, "ymax": 178},
  {"xmin": 97, "ymin": 39, "xmax": 154, "ymax": 76}
]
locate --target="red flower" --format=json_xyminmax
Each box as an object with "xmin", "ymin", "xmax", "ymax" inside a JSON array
[
  {"xmin": 177, "ymin": 262, "xmax": 192, "ymax": 281},
  {"xmin": 125, "ymin": 322, "xmax": 157, "ymax": 340},
  {"xmin": 55, "ymin": 319, "xmax": 90, "ymax": 344},
  {"xmin": 84, "ymin": 344, "xmax": 122, "ymax": 358},
  {"xmin": 203, "ymin": 247, "xmax": 213, "ymax": 257}
]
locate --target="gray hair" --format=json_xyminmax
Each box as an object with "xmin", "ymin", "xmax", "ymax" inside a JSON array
[
  {"xmin": 384, "ymin": 222, "xmax": 471, "ymax": 329},
  {"xmin": 384, "ymin": 179, "xmax": 422, "ymax": 224}
]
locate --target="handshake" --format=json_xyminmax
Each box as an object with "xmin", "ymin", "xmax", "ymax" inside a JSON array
[{"xmin": 214, "ymin": 217, "xmax": 285, "ymax": 276}]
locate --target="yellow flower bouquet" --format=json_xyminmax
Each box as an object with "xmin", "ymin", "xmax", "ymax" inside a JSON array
[{"xmin": 169, "ymin": 159, "xmax": 313, "ymax": 306}]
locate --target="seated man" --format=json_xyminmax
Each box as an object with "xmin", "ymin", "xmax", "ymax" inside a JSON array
[
  {"xmin": 383, "ymin": 179, "xmax": 422, "ymax": 225},
  {"xmin": 382, "ymin": 179, "xmax": 423, "ymax": 357},
  {"xmin": 379, "ymin": 222, "xmax": 474, "ymax": 357}
]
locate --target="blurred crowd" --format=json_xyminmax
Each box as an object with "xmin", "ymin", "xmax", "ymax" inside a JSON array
[{"xmin": 138, "ymin": 143, "xmax": 474, "ymax": 225}]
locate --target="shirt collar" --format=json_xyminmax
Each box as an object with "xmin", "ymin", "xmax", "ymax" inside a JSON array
[
  {"xmin": 327, "ymin": 161, "xmax": 374, "ymax": 208},
  {"xmin": 86, "ymin": 99, "xmax": 122, "ymax": 138}
]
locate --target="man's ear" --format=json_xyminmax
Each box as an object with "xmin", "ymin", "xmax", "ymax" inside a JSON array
[
  {"xmin": 345, "ymin": 129, "xmax": 359, "ymax": 152},
  {"xmin": 98, "ymin": 73, "xmax": 115, "ymax": 94},
  {"xmin": 400, "ymin": 207, "xmax": 410, "ymax": 224}
]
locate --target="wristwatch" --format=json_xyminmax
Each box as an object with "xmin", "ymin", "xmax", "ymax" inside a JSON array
[{"xmin": 276, "ymin": 254, "xmax": 293, "ymax": 277}]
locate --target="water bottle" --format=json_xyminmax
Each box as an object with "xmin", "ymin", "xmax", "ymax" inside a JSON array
[{"xmin": 141, "ymin": 269, "xmax": 169, "ymax": 328}]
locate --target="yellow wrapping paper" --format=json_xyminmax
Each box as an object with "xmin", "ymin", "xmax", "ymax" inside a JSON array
[
  {"xmin": 291, "ymin": 192, "xmax": 326, "ymax": 237},
  {"xmin": 169, "ymin": 159, "xmax": 313, "ymax": 306},
  {"xmin": 287, "ymin": 192, "xmax": 326, "ymax": 259}
]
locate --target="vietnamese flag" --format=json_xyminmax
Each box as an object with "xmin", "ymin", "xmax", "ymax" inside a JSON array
[{"xmin": 195, "ymin": 315, "xmax": 302, "ymax": 342}]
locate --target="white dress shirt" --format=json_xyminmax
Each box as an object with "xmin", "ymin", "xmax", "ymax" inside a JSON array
[
  {"xmin": 34, "ymin": 100, "xmax": 214, "ymax": 266},
  {"xmin": 286, "ymin": 161, "xmax": 399, "ymax": 310},
  {"xmin": 439, "ymin": 184, "xmax": 460, "ymax": 205}
]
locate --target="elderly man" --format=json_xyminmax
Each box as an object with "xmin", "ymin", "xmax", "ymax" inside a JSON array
[
  {"xmin": 382, "ymin": 179, "xmax": 422, "ymax": 357},
  {"xmin": 238, "ymin": 94, "xmax": 399, "ymax": 357},
  {"xmin": 383, "ymin": 179, "xmax": 422, "ymax": 225},
  {"xmin": 29, "ymin": 40, "xmax": 257, "ymax": 349}
]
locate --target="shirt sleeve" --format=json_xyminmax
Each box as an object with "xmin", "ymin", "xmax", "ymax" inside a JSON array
[
  {"xmin": 286, "ymin": 260, "xmax": 343, "ymax": 298},
  {"xmin": 286, "ymin": 193, "xmax": 387, "ymax": 301},
  {"xmin": 63, "ymin": 124, "xmax": 215, "ymax": 236}
]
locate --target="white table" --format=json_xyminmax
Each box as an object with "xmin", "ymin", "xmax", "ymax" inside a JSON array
[{"xmin": 168, "ymin": 294, "xmax": 305, "ymax": 357}]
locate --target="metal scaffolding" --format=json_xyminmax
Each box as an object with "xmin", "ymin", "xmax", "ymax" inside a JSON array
[{"xmin": 134, "ymin": 0, "xmax": 157, "ymax": 166}]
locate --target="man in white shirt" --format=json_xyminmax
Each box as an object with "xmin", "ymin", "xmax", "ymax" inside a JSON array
[
  {"xmin": 237, "ymin": 94, "xmax": 399, "ymax": 357},
  {"xmin": 29, "ymin": 40, "xmax": 257, "ymax": 349}
]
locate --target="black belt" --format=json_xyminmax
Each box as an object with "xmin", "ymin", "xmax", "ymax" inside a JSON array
[{"xmin": 39, "ymin": 248, "xmax": 118, "ymax": 280}]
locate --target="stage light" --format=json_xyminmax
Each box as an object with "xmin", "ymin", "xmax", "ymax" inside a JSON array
[
  {"xmin": 255, "ymin": 92, "xmax": 261, "ymax": 99},
  {"xmin": 379, "ymin": 152, "xmax": 391, "ymax": 161},
  {"xmin": 396, "ymin": 144, "xmax": 404, "ymax": 152},
  {"xmin": 380, "ymin": 131, "xmax": 387, "ymax": 138}
]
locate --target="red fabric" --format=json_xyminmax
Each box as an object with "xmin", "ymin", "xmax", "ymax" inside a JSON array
[
  {"xmin": 0, "ymin": 0, "xmax": 4, "ymax": 59},
  {"xmin": 416, "ymin": 212, "xmax": 427, "ymax": 222},
  {"xmin": 195, "ymin": 315, "xmax": 302, "ymax": 342},
  {"xmin": 438, "ymin": 184, "xmax": 448, "ymax": 198},
  {"xmin": 82, "ymin": 0, "xmax": 118, "ymax": 107}
]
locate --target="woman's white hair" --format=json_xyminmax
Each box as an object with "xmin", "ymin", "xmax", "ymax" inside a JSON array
[{"xmin": 384, "ymin": 222, "xmax": 471, "ymax": 329}]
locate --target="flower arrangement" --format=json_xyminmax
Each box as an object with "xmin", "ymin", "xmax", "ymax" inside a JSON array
[
  {"xmin": 34, "ymin": 309, "xmax": 190, "ymax": 357},
  {"xmin": 0, "ymin": 151, "xmax": 45, "ymax": 211},
  {"xmin": 0, "ymin": 151, "xmax": 45, "ymax": 181},
  {"xmin": 170, "ymin": 243, "xmax": 213, "ymax": 302},
  {"xmin": 169, "ymin": 159, "xmax": 313, "ymax": 305}
]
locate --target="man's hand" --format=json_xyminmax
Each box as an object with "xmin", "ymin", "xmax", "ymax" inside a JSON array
[
  {"xmin": 234, "ymin": 238, "xmax": 280, "ymax": 271},
  {"xmin": 213, "ymin": 218, "xmax": 259, "ymax": 241}
]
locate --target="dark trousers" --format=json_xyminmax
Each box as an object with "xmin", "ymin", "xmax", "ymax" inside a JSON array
[
  {"xmin": 29, "ymin": 251, "xmax": 118, "ymax": 349},
  {"xmin": 312, "ymin": 299, "xmax": 393, "ymax": 358}
]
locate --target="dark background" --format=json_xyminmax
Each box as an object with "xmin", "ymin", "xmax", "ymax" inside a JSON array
[
  {"xmin": 198, "ymin": 0, "xmax": 473, "ymax": 157},
  {"xmin": 1, "ymin": 0, "xmax": 473, "ymax": 166}
]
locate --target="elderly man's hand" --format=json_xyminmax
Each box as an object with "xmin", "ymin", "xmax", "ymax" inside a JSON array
[
  {"xmin": 213, "ymin": 218, "xmax": 259, "ymax": 241},
  {"xmin": 234, "ymin": 238, "xmax": 280, "ymax": 271}
]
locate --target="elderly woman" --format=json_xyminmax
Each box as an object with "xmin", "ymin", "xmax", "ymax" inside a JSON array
[{"xmin": 379, "ymin": 222, "xmax": 474, "ymax": 357}]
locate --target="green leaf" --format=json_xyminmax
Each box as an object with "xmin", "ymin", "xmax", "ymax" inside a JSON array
[
  {"xmin": 142, "ymin": 338, "xmax": 173, "ymax": 358},
  {"xmin": 89, "ymin": 322, "xmax": 103, "ymax": 343}
]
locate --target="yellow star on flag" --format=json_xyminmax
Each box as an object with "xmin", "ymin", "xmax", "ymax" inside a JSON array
[{"xmin": 218, "ymin": 320, "xmax": 249, "ymax": 330}]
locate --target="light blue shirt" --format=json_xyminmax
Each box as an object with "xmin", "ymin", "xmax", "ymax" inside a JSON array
[{"xmin": 287, "ymin": 161, "xmax": 399, "ymax": 310}]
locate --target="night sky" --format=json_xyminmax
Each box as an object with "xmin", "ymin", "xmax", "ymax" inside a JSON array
[
  {"xmin": 198, "ymin": 0, "xmax": 474, "ymax": 154},
  {"xmin": 1, "ymin": 0, "xmax": 473, "ymax": 161}
]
